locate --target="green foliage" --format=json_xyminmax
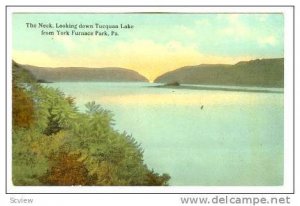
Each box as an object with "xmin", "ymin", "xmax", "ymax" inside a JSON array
[
  {"xmin": 85, "ymin": 101, "xmax": 102, "ymax": 115},
  {"xmin": 29, "ymin": 85, "xmax": 78, "ymax": 134},
  {"xmin": 12, "ymin": 129, "xmax": 48, "ymax": 185},
  {"xmin": 12, "ymin": 62, "xmax": 170, "ymax": 186},
  {"xmin": 69, "ymin": 104, "xmax": 152, "ymax": 185},
  {"xmin": 154, "ymin": 58, "xmax": 284, "ymax": 87},
  {"xmin": 12, "ymin": 60, "xmax": 36, "ymax": 84},
  {"xmin": 145, "ymin": 170, "xmax": 170, "ymax": 186}
]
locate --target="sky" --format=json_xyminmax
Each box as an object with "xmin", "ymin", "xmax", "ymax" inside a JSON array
[{"xmin": 12, "ymin": 13, "xmax": 284, "ymax": 81}]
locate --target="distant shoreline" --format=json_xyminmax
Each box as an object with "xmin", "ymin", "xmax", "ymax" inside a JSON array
[{"xmin": 152, "ymin": 85, "xmax": 283, "ymax": 94}]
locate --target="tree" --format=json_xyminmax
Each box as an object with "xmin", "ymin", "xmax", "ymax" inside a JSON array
[
  {"xmin": 41, "ymin": 151, "xmax": 96, "ymax": 186},
  {"xmin": 12, "ymin": 61, "xmax": 170, "ymax": 186},
  {"xmin": 12, "ymin": 83, "xmax": 34, "ymax": 128}
]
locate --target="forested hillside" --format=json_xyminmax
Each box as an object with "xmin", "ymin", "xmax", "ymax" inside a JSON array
[
  {"xmin": 12, "ymin": 61, "xmax": 169, "ymax": 186},
  {"xmin": 155, "ymin": 58, "xmax": 284, "ymax": 88}
]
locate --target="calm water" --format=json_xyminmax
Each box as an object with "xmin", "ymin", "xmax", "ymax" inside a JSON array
[{"xmin": 46, "ymin": 82, "xmax": 284, "ymax": 186}]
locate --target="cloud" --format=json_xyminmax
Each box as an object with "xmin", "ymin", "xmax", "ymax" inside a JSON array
[
  {"xmin": 195, "ymin": 19, "xmax": 211, "ymax": 27},
  {"xmin": 53, "ymin": 35, "xmax": 77, "ymax": 50},
  {"xmin": 13, "ymin": 39, "xmax": 257, "ymax": 82},
  {"xmin": 258, "ymin": 35, "xmax": 278, "ymax": 46},
  {"xmin": 51, "ymin": 34, "xmax": 105, "ymax": 56},
  {"xmin": 218, "ymin": 14, "xmax": 252, "ymax": 39},
  {"xmin": 176, "ymin": 26, "xmax": 196, "ymax": 37},
  {"xmin": 13, "ymin": 50, "xmax": 63, "ymax": 67},
  {"xmin": 216, "ymin": 14, "xmax": 282, "ymax": 51},
  {"xmin": 257, "ymin": 14, "xmax": 268, "ymax": 22}
]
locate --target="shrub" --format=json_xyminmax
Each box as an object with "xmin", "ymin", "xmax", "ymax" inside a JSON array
[
  {"xmin": 12, "ymin": 128, "xmax": 49, "ymax": 185},
  {"xmin": 12, "ymin": 61, "xmax": 170, "ymax": 186},
  {"xmin": 12, "ymin": 83, "xmax": 34, "ymax": 128},
  {"xmin": 41, "ymin": 151, "xmax": 97, "ymax": 186}
]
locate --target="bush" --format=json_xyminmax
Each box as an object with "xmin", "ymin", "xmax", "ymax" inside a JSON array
[
  {"xmin": 12, "ymin": 128, "xmax": 49, "ymax": 185},
  {"xmin": 12, "ymin": 61, "xmax": 170, "ymax": 186},
  {"xmin": 41, "ymin": 151, "xmax": 97, "ymax": 186},
  {"xmin": 12, "ymin": 83, "xmax": 34, "ymax": 128}
]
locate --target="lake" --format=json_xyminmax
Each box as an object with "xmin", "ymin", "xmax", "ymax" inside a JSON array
[{"xmin": 46, "ymin": 82, "xmax": 284, "ymax": 186}]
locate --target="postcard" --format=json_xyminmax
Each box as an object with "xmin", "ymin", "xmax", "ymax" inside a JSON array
[{"xmin": 6, "ymin": 6, "xmax": 294, "ymax": 194}]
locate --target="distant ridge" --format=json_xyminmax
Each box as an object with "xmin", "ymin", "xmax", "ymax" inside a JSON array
[
  {"xmin": 14, "ymin": 61, "xmax": 149, "ymax": 82},
  {"xmin": 154, "ymin": 58, "xmax": 284, "ymax": 88}
]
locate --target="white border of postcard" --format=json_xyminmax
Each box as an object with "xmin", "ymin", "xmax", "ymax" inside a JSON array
[{"xmin": 6, "ymin": 6, "xmax": 294, "ymax": 194}]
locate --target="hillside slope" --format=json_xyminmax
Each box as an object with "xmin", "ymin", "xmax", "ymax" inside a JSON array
[
  {"xmin": 15, "ymin": 62, "xmax": 149, "ymax": 82},
  {"xmin": 154, "ymin": 58, "xmax": 284, "ymax": 88}
]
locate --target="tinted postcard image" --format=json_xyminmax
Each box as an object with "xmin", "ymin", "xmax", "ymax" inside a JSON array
[{"xmin": 12, "ymin": 13, "xmax": 284, "ymax": 186}]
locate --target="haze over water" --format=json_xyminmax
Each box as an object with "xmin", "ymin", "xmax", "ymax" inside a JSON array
[{"xmin": 47, "ymin": 82, "xmax": 283, "ymax": 186}]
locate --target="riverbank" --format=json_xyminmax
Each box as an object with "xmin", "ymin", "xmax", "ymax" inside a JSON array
[{"xmin": 152, "ymin": 84, "xmax": 283, "ymax": 94}]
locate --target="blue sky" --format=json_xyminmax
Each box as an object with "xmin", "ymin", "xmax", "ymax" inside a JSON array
[{"xmin": 13, "ymin": 13, "xmax": 284, "ymax": 80}]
